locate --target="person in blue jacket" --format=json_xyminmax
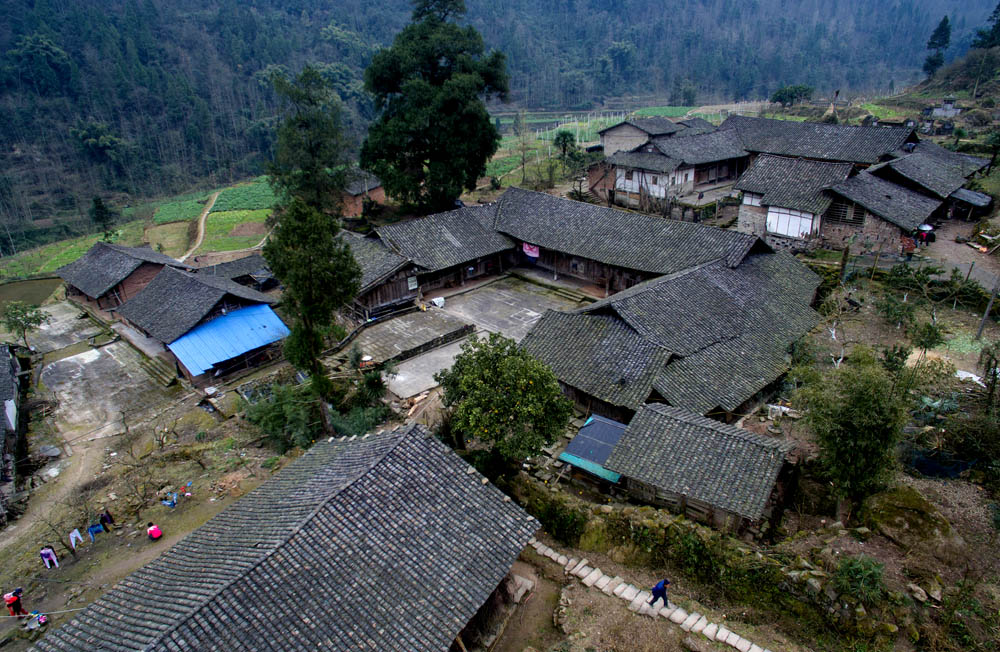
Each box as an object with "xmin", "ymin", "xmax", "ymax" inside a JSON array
[{"xmin": 648, "ymin": 578, "xmax": 670, "ymax": 607}]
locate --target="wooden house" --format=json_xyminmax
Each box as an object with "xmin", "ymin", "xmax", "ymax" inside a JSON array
[
  {"xmin": 603, "ymin": 405, "xmax": 792, "ymax": 534},
  {"xmin": 340, "ymin": 230, "xmax": 420, "ymax": 321},
  {"xmin": 57, "ymin": 242, "xmax": 186, "ymax": 311},
  {"xmin": 521, "ymin": 247, "xmax": 820, "ymax": 424},
  {"xmin": 598, "ymin": 117, "xmax": 694, "ymax": 155},
  {"xmin": 34, "ymin": 424, "xmax": 538, "ymax": 652},
  {"xmin": 606, "ymin": 129, "xmax": 748, "ymax": 210},
  {"xmin": 194, "ymin": 254, "xmax": 277, "ymax": 292},
  {"xmin": 375, "ymin": 203, "xmax": 515, "ymax": 294},
  {"xmin": 735, "ymin": 154, "xmax": 944, "ymax": 252},
  {"xmin": 116, "ymin": 267, "xmax": 288, "ymax": 382}
]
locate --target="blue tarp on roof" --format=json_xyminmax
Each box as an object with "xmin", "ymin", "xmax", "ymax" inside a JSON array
[
  {"xmin": 558, "ymin": 415, "xmax": 627, "ymax": 483},
  {"xmin": 168, "ymin": 304, "xmax": 289, "ymax": 376}
]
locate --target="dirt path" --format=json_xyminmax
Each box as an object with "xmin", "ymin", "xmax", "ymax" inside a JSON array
[
  {"xmin": 179, "ymin": 191, "xmax": 220, "ymax": 262},
  {"xmin": 921, "ymin": 219, "xmax": 1000, "ymax": 290}
]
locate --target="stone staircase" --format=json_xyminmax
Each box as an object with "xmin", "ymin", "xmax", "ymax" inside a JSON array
[
  {"xmin": 137, "ymin": 354, "xmax": 177, "ymax": 387},
  {"xmin": 547, "ymin": 285, "xmax": 591, "ymax": 304},
  {"xmin": 529, "ymin": 537, "xmax": 775, "ymax": 652}
]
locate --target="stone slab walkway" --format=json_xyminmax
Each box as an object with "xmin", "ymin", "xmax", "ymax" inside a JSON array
[{"xmin": 528, "ymin": 537, "xmax": 773, "ymax": 652}]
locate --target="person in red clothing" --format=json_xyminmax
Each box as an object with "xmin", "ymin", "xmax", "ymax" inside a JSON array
[
  {"xmin": 147, "ymin": 522, "xmax": 163, "ymax": 541},
  {"xmin": 4, "ymin": 588, "xmax": 27, "ymax": 618}
]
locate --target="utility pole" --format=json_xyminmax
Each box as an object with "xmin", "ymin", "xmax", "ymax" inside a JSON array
[{"xmin": 977, "ymin": 280, "xmax": 999, "ymax": 340}]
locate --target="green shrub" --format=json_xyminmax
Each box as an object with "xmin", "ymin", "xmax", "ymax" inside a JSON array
[
  {"xmin": 533, "ymin": 498, "xmax": 588, "ymax": 546},
  {"xmin": 262, "ymin": 456, "xmax": 281, "ymax": 470},
  {"xmin": 328, "ymin": 405, "xmax": 390, "ymax": 438},
  {"xmin": 833, "ymin": 556, "xmax": 886, "ymax": 605},
  {"xmin": 245, "ymin": 383, "xmax": 320, "ymax": 453}
]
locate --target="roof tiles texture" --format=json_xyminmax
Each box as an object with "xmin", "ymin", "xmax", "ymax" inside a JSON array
[
  {"xmin": 523, "ymin": 252, "xmax": 819, "ymax": 414},
  {"xmin": 599, "ymin": 117, "xmax": 684, "ymax": 137},
  {"xmin": 340, "ymin": 230, "xmax": 412, "ymax": 292},
  {"xmin": 194, "ymin": 254, "xmax": 270, "ymax": 281},
  {"xmin": 734, "ymin": 155, "xmax": 852, "ymax": 215},
  {"xmin": 830, "ymin": 172, "xmax": 942, "ymax": 231},
  {"xmin": 720, "ymin": 115, "xmax": 914, "ymax": 164},
  {"xmin": 116, "ymin": 266, "xmax": 274, "ymax": 343},
  {"xmin": 376, "ymin": 204, "xmax": 513, "ymax": 272},
  {"xmin": 494, "ymin": 188, "xmax": 758, "ymax": 274},
  {"xmin": 879, "ymin": 141, "xmax": 989, "ymax": 198},
  {"xmin": 56, "ymin": 242, "xmax": 184, "ymax": 299},
  {"xmin": 604, "ymin": 404, "xmax": 791, "ymax": 520},
  {"xmin": 648, "ymin": 129, "xmax": 747, "ymax": 165},
  {"xmin": 34, "ymin": 425, "xmax": 537, "ymax": 652}
]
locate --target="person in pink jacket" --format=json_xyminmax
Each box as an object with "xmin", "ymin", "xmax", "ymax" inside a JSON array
[{"xmin": 147, "ymin": 522, "xmax": 163, "ymax": 541}]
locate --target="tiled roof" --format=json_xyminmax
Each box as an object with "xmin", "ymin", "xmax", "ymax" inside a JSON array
[
  {"xmin": 56, "ymin": 242, "xmax": 184, "ymax": 299},
  {"xmin": 830, "ymin": 172, "xmax": 942, "ymax": 231},
  {"xmin": 604, "ymin": 404, "xmax": 791, "ymax": 520},
  {"xmin": 344, "ymin": 168, "xmax": 382, "ymax": 196},
  {"xmin": 116, "ymin": 266, "xmax": 275, "ymax": 343},
  {"xmin": 735, "ymin": 155, "xmax": 852, "ymax": 214},
  {"xmin": 524, "ymin": 252, "xmax": 819, "ymax": 414},
  {"xmin": 194, "ymin": 254, "xmax": 270, "ymax": 281},
  {"xmin": 599, "ymin": 117, "xmax": 684, "ymax": 137},
  {"xmin": 648, "ymin": 129, "xmax": 746, "ymax": 165},
  {"xmin": 376, "ymin": 204, "xmax": 513, "ymax": 272},
  {"xmin": 521, "ymin": 310, "xmax": 672, "ymax": 409},
  {"xmin": 675, "ymin": 117, "xmax": 717, "ymax": 132},
  {"xmin": 34, "ymin": 424, "xmax": 537, "ymax": 652},
  {"xmin": 876, "ymin": 141, "xmax": 989, "ymax": 198},
  {"xmin": 0, "ymin": 345, "xmax": 17, "ymax": 405},
  {"xmin": 340, "ymin": 230, "xmax": 413, "ymax": 293},
  {"xmin": 720, "ymin": 115, "xmax": 915, "ymax": 164},
  {"xmin": 607, "ymin": 150, "xmax": 682, "ymax": 174},
  {"xmin": 495, "ymin": 188, "xmax": 759, "ymax": 274}
]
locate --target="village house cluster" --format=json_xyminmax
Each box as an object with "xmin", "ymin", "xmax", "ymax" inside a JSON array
[
  {"xmin": 590, "ymin": 114, "xmax": 990, "ymax": 252},
  {"xmin": 32, "ymin": 111, "xmax": 993, "ymax": 649}
]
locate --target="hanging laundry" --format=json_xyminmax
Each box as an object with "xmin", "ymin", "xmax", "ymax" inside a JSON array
[
  {"xmin": 522, "ymin": 243, "xmax": 540, "ymax": 258},
  {"xmin": 68, "ymin": 529, "xmax": 83, "ymax": 550},
  {"xmin": 39, "ymin": 547, "xmax": 59, "ymax": 569},
  {"xmin": 87, "ymin": 524, "xmax": 104, "ymax": 542}
]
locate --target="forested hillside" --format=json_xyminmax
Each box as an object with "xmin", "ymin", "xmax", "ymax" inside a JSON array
[{"xmin": 0, "ymin": 0, "xmax": 993, "ymax": 255}]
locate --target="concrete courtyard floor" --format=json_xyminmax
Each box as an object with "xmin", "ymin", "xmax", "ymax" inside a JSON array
[
  {"xmin": 350, "ymin": 308, "xmax": 469, "ymax": 363},
  {"xmin": 386, "ymin": 275, "xmax": 587, "ymax": 398},
  {"xmin": 3, "ymin": 301, "xmax": 105, "ymax": 354},
  {"xmin": 438, "ymin": 276, "xmax": 586, "ymax": 342},
  {"xmin": 40, "ymin": 341, "xmax": 185, "ymax": 442}
]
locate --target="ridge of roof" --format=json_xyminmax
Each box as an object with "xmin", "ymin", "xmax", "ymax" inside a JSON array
[
  {"xmin": 56, "ymin": 242, "xmax": 185, "ymax": 299},
  {"xmin": 149, "ymin": 426, "xmax": 414, "ymax": 648},
  {"xmin": 734, "ymin": 154, "xmax": 852, "ymax": 214}
]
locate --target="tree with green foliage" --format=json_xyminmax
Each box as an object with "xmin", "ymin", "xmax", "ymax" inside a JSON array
[
  {"xmin": 88, "ymin": 196, "xmax": 115, "ymax": 240},
  {"xmin": 973, "ymin": 2, "xmax": 1000, "ymax": 50},
  {"xmin": 924, "ymin": 16, "xmax": 951, "ymax": 77},
  {"xmin": 361, "ymin": 0, "xmax": 509, "ymax": 213},
  {"xmin": 799, "ymin": 349, "xmax": 910, "ymax": 510},
  {"xmin": 246, "ymin": 383, "xmax": 321, "ymax": 453},
  {"xmin": 553, "ymin": 130, "xmax": 577, "ymax": 161},
  {"xmin": 263, "ymin": 198, "xmax": 360, "ymax": 433},
  {"xmin": 770, "ymin": 84, "xmax": 814, "ymax": 107},
  {"xmin": 1, "ymin": 301, "xmax": 50, "ymax": 349},
  {"xmin": 985, "ymin": 131, "xmax": 1000, "ymax": 173},
  {"xmin": 268, "ymin": 66, "xmax": 349, "ymax": 213},
  {"xmin": 434, "ymin": 332, "xmax": 572, "ymax": 463}
]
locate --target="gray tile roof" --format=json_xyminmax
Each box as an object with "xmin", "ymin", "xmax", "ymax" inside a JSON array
[
  {"xmin": 599, "ymin": 117, "xmax": 684, "ymax": 137},
  {"xmin": 194, "ymin": 254, "xmax": 270, "ymax": 281},
  {"xmin": 340, "ymin": 230, "xmax": 413, "ymax": 293},
  {"xmin": 521, "ymin": 310, "xmax": 672, "ymax": 409},
  {"xmin": 829, "ymin": 172, "xmax": 942, "ymax": 232},
  {"xmin": 604, "ymin": 404, "xmax": 791, "ymax": 520},
  {"xmin": 876, "ymin": 141, "xmax": 989, "ymax": 199},
  {"xmin": 116, "ymin": 266, "xmax": 275, "ymax": 343},
  {"xmin": 56, "ymin": 242, "xmax": 185, "ymax": 299},
  {"xmin": 675, "ymin": 117, "xmax": 717, "ymax": 132},
  {"xmin": 734, "ymin": 155, "xmax": 852, "ymax": 214},
  {"xmin": 376, "ymin": 204, "xmax": 513, "ymax": 272},
  {"xmin": 0, "ymin": 345, "xmax": 17, "ymax": 405},
  {"xmin": 523, "ymin": 252, "xmax": 819, "ymax": 414},
  {"xmin": 344, "ymin": 168, "xmax": 382, "ymax": 196},
  {"xmin": 494, "ymin": 188, "xmax": 759, "ymax": 274},
  {"xmin": 720, "ymin": 115, "xmax": 915, "ymax": 164},
  {"xmin": 607, "ymin": 150, "xmax": 682, "ymax": 174},
  {"xmin": 33, "ymin": 424, "xmax": 537, "ymax": 652},
  {"xmin": 647, "ymin": 129, "xmax": 747, "ymax": 165}
]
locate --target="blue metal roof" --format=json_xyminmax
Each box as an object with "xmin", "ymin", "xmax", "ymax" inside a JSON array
[
  {"xmin": 559, "ymin": 415, "xmax": 627, "ymax": 483},
  {"xmin": 168, "ymin": 304, "xmax": 289, "ymax": 376}
]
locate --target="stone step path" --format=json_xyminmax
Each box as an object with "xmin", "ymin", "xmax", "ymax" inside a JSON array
[{"xmin": 529, "ymin": 537, "xmax": 773, "ymax": 652}]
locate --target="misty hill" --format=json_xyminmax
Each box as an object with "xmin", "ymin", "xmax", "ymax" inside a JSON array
[{"xmin": 0, "ymin": 0, "xmax": 993, "ymax": 252}]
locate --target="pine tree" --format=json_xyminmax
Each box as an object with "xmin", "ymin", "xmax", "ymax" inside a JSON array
[
  {"xmin": 923, "ymin": 16, "xmax": 951, "ymax": 77},
  {"xmin": 361, "ymin": 0, "xmax": 508, "ymax": 213}
]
